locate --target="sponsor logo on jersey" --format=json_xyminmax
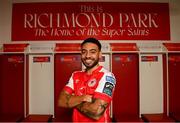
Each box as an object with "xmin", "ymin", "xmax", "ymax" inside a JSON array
[
  {"xmin": 106, "ymin": 76, "xmax": 116, "ymax": 84},
  {"xmin": 103, "ymin": 82, "xmax": 114, "ymax": 96}
]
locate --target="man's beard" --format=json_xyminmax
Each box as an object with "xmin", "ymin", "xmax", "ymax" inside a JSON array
[{"xmin": 82, "ymin": 58, "xmax": 99, "ymax": 70}]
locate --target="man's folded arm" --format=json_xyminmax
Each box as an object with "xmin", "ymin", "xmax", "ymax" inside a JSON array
[
  {"xmin": 58, "ymin": 90, "xmax": 92, "ymax": 108},
  {"xmin": 76, "ymin": 97, "xmax": 109, "ymax": 120}
]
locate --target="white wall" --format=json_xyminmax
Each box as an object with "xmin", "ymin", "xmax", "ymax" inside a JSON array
[
  {"xmin": 0, "ymin": 0, "xmax": 12, "ymax": 43},
  {"xmin": 169, "ymin": 0, "xmax": 180, "ymax": 42},
  {"xmin": 0, "ymin": 0, "xmax": 180, "ymax": 43}
]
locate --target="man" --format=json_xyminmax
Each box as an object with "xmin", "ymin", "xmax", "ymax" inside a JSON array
[{"xmin": 58, "ymin": 38, "xmax": 116, "ymax": 122}]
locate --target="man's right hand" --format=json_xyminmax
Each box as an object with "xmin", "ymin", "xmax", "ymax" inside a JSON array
[{"xmin": 81, "ymin": 95, "xmax": 93, "ymax": 102}]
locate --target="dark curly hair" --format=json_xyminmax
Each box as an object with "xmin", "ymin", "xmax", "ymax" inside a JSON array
[{"xmin": 81, "ymin": 38, "xmax": 101, "ymax": 51}]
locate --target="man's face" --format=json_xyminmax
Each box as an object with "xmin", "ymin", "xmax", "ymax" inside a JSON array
[{"xmin": 81, "ymin": 43, "xmax": 101, "ymax": 69}]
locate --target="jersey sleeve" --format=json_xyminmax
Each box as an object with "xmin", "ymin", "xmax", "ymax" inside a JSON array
[
  {"xmin": 63, "ymin": 73, "xmax": 74, "ymax": 94},
  {"xmin": 94, "ymin": 72, "xmax": 116, "ymax": 103}
]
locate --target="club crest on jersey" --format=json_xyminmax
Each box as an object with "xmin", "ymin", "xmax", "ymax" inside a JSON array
[
  {"xmin": 75, "ymin": 79, "xmax": 79, "ymax": 83},
  {"xmin": 87, "ymin": 78, "xmax": 97, "ymax": 87}
]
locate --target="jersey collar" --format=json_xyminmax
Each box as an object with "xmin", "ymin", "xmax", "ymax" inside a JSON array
[{"xmin": 84, "ymin": 65, "xmax": 103, "ymax": 75}]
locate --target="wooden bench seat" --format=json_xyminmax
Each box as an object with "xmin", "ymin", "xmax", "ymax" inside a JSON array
[
  {"xmin": 169, "ymin": 113, "xmax": 180, "ymax": 122},
  {"xmin": 22, "ymin": 114, "xmax": 53, "ymax": 122},
  {"xmin": 141, "ymin": 113, "xmax": 175, "ymax": 122},
  {"xmin": 113, "ymin": 115, "xmax": 143, "ymax": 122},
  {"xmin": 0, "ymin": 114, "xmax": 23, "ymax": 122}
]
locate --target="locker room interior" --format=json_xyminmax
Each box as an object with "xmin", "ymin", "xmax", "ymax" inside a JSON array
[
  {"xmin": 0, "ymin": 42, "xmax": 180, "ymax": 122},
  {"xmin": 1, "ymin": 0, "xmax": 180, "ymax": 122}
]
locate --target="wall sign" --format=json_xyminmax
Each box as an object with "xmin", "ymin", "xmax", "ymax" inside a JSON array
[
  {"xmin": 33, "ymin": 56, "xmax": 50, "ymax": 62},
  {"xmin": 141, "ymin": 56, "xmax": 158, "ymax": 62},
  {"xmin": 3, "ymin": 44, "xmax": 28, "ymax": 52},
  {"xmin": 8, "ymin": 56, "xmax": 24, "ymax": 63},
  {"xmin": 12, "ymin": 2, "xmax": 170, "ymax": 41}
]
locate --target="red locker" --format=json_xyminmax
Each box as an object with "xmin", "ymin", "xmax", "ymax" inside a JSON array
[
  {"xmin": 112, "ymin": 53, "xmax": 139, "ymax": 121},
  {"xmin": 54, "ymin": 54, "xmax": 81, "ymax": 121},
  {"xmin": 0, "ymin": 54, "xmax": 24, "ymax": 121},
  {"xmin": 0, "ymin": 44, "xmax": 28, "ymax": 121},
  {"xmin": 164, "ymin": 43, "xmax": 180, "ymax": 121},
  {"xmin": 110, "ymin": 43, "xmax": 140, "ymax": 121},
  {"xmin": 168, "ymin": 54, "xmax": 180, "ymax": 121}
]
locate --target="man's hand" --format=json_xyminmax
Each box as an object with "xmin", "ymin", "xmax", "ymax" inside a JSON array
[
  {"xmin": 58, "ymin": 90, "xmax": 93, "ymax": 108},
  {"xmin": 58, "ymin": 90, "xmax": 109, "ymax": 120},
  {"xmin": 81, "ymin": 95, "xmax": 93, "ymax": 102},
  {"xmin": 76, "ymin": 98, "xmax": 108, "ymax": 120}
]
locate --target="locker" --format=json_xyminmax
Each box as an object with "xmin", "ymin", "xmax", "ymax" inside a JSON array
[
  {"xmin": 54, "ymin": 53, "xmax": 81, "ymax": 121},
  {"xmin": 0, "ymin": 54, "xmax": 24, "ymax": 121},
  {"xmin": 139, "ymin": 53, "xmax": 174, "ymax": 121},
  {"xmin": 137, "ymin": 43, "xmax": 176, "ymax": 122},
  {"xmin": 0, "ymin": 44, "xmax": 28, "ymax": 121},
  {"xmin": 140, "ymin": 54, "xmax": 164, "ymax": 114},
  {"xmin": 28, "ymin": 54, "xmax": 54, "ymax": 115},
  {"xmin": 112, "ymin": 53, "xmax": 139, "ymax": 121},
  {"xmin": 168, "ymin": 54, "xmax": 180, "ymax": 121},
  {"xmin": 163, "ymin": 43, "xmax": 180, "ymax": 121}
]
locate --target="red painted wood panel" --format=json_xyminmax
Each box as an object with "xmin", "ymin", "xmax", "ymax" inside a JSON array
[
  {"xmin": 0, "ymin": 54, "xmax": 24, "ymax": 121},
  {"xmin": 112, "ymin": 53, "xmax": 139, "ymax": 121},
  {"xmin": 169, "ymin": 54, "xmax": 180, "ymax": 116},
  {"xmin": 54, "ymin": 54, "xmax": 81, "ymax": 122}
]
